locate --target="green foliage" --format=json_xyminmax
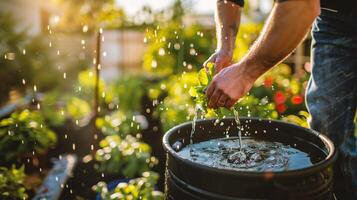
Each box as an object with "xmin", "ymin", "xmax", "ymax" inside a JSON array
[
  {"xmin": 66, "ymin": 97, "xmax": 91, "ymax": 121},
  {"xmin": 95, "ymin": 111, "xmax": 141, "ymax": 137},
  {"xmin": 282, "ymin": 111, "xmax": 309, "ymax": 128},
  {"xmin": 107, "ymin": 75, "xmax": 146, "ymax": 113},
  {"xmin": 188, "ymin": 63, "xmax": 215, "ymax": 115},
  {"xmin": 154, "ymin": 72, "xmax": 199, "ymax": 132},
  {"xmin": 39, "ymin": 92, "xmax": 66, "ymax": 127},
  {"xmin": 0, "ymin": 110, "xmax": 57, "ymax": 162},
  {"xmin": 0, "ymin": 166, "xmax": 28, "ymax": 200},
  {"xmin": 95, "ymin": 135, "xmax": 157, "ymax": 178},
  {"xmin": 143, "ymin": 23, "xmax": 215, "ymax": 76},
  {"xmin": 50, "ymin": 0, "xmax": 126, "ymax": 32},
  {"xmin": 76, "ymin": 69, "xmax": 106, "ymax": 104},
  {"xmin": 93, "ymin": 171, "xmax": 163, "ymax": 200}
]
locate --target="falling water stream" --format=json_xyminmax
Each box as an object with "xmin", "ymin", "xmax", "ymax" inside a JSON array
[
  {"xmin": 233, "ymin": 107, "xmax": 242, "ymax": 150},
  {"xmin": 190, "ymin": 104, "xmax": 205, "ymax": 144}
]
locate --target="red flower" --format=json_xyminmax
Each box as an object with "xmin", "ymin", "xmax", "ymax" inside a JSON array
[
  {"xmin": 291, "ymin": 95, "xmax": 303, "ymax": 105},
  {"xmin": 264, "ymin": 76, "xmax": 274, "ymax": 88},
  {"xmin": 274, "ymin": 91, "xmax": 286, "ymax": 105},
  {"xmin": 276, "ymin": 104, "xmax": 286, "ymax": 113}
]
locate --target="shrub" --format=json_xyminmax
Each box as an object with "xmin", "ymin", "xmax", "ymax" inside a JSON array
[
  {"xmin": 93, "ymin": 171, "xmax": 163, "ymax": 200},
  {"xmin": 39, "ymin": 92, "xmax": 66, "ymax": 127},
  {"xmin": 95, "ymin": 111, "xmax": 142, "ymax": 137},
  {"xmin": 252, "ymin": 64, "xmax": 309, "ymax": 116},
  {"xmin": 154, "ymin": 72, "xmax": 199, "ymax": 132},
  {"xmin": 143, "ymin": 23, "xmax": 215, "ymax": 76},
  {"xmin": 95, "ymin": 135, "xmax": 157, "ymax": 178},
  {"xmin": 0, "ymin": 166, "xmax": 27, "ymax": 200},
  {"xmin": 0, "ymin": 110, "xmax": 57, "ymax": 162},
  {"xmin": 66, "ymin": 97, "xmax": 91, "ymax": 121},
  {"xmin": 106, "ymin": 75, "xmax": 146, "ymax": 113}
]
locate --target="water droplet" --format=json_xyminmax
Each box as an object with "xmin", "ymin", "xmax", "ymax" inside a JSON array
[
  {"xmin": 151, "ymin": 60, "xmax": 157, "ymax": 68},
  {"xmin": 82, "ymin": 25, "xmax": 89, "ymax": 32},
  {"xmin": 158, "ymin": 48, "xmax": 165, "ymax": 56},
  {"xmin": 174, "ymin": 43, "xmax": 181, "ymax": 50},
  {"xmin": 190, "ymin": 48, "xmax": 197, "ymax": 56}
]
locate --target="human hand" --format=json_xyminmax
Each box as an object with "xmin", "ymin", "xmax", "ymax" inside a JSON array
[
  {"xmin": 203, "ymin": 49, "xmax": 233, "ymax": 74},
  {"xmin": 206, "ymin": 61, "xmax": 258, "ymax": 109}
]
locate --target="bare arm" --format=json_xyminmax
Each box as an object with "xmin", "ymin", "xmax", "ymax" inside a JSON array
[
  {"xmin": 207, "ymin": 0, "xmax": 320, "ymax": 108},
  {"xmin": 243, "ymin": 0, "xmax": 320, "ymax": 79},
  {"xmin": 204, "ymin": 1, "xmax": 241, "ymax": 73}
]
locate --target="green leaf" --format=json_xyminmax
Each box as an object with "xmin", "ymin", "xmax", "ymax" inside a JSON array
[
  {"xmin": 188, "ymin": 87, "xmax": 198, "ymax": 97},
  {"xmin": 198, "ymin": 68, "xmax": 208, "ymax": 86}
]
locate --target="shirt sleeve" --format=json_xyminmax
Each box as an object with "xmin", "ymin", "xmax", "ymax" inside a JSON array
[{"xmin": 218, "ymin": 0, "xmax": 244, "ymax": 7}]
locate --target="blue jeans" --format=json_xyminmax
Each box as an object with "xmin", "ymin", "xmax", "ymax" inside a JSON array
[{"xmin": 307, "ymin": 9, "xmax": 357, "ymax": 199}]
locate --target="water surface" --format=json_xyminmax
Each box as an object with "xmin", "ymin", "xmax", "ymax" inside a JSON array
[{"xmin": 178, "ymin": 137, "xmax": 320, "ymax": 172}]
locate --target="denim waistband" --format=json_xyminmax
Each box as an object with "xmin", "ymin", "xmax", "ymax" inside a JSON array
[{"xmin": 314, "ymin": 8, "xmax": 357, "ymax": 37}]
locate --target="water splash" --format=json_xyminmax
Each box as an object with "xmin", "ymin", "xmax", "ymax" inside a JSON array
[
  {"xmin": 233, "ymin": 107, "xmax": 242, "ymax": 150},
  {"xmin": 190, "ymin": 105, "xmax": 201, "ymax": 144},
  {"xmin": 190, "ymin": 105, "xmax": 199, "ymax": 144}
]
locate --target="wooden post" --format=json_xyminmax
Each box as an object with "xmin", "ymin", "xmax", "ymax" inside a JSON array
[
  {"xmin": 94, "ymin": 29, "xmax": 102, "ymax": 120},
  {"xmin": 90, "ymin": 28, "xmax": 102, "ymax": 155}
]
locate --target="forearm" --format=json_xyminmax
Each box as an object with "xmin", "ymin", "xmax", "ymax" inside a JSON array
[
  {"xmin": 216, "ymin": 1, "xmax": 241, "ymax": 54},
  {"xmin": 242, "ymin": 0, "xmax": 320, "ymax": 79}
]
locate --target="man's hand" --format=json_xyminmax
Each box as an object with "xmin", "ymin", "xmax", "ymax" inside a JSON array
[
  {"xmin": 204, "ymin": 49, "xmax": 233, "ymax": 74},
  {"xmin": 206, "ymin": 61, "xmax": 257, "ymax": 109}
]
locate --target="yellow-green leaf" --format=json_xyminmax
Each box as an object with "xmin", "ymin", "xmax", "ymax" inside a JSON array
[
  {"xmin": 198, "ymin": 69, "xmax": 208, "ymax": 85},
  {"xmin": 188, "ymin": 87, "xmax": 198, "ymax": 97}
]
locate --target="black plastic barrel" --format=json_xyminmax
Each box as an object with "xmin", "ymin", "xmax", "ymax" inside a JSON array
[{"xmin": 163, "ymin": 117, "xmax": 337, "ymax": 200}]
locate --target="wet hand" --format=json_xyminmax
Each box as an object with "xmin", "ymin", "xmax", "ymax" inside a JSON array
[
  {"xmin": 204, "ymin": 49, "xmax": 233, "ymax": 74},
  {"xmin": 206, "ymin": 63, "xmax": 256, "ymax": 109}
]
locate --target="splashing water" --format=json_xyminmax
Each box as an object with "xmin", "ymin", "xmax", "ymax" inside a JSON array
[
  {"xmin": 190, "ymin": 105, "xmax": 203, "ymax": 144},
  {"xmin": 233, "ymin": 107, "xmax": 243, "ymax": 150}
]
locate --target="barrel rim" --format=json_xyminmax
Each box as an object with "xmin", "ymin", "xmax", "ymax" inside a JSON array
[{"xmin": 162, "ymin": 117, "xmax": 337, "ymax": 178}]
